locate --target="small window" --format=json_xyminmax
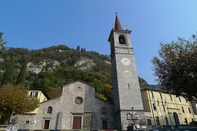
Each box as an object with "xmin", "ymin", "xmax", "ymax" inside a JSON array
[
  {"xmin": 169, "ymin": 95, "xmax": 173, "ymax": 100},
  {"xmin": 178, "ymin": 97, "xmax": 181, "ymax": 102},
  {"xmin": 30, "ymin": 92, "xmax": 38, "ymax": 98},
  {"xmin": 147, "ymin": 119, "xmax": 152, "ymax": 125},
  {"xmin": 162, "ymin": 104, "xmax": 165, "ymax": 111},
  {"xmin": 188, "ymin": 107, "xmax": 191, "ymax": 114},
  {"xmin": 47, "ymin": 106, "xmax": 53, "ymax": 114},
  {"xmin": 185, "ymin": 118, "xmax": 188, "ymax": 124},
  {"xmin": 26, "ymin": 120, "xmax": 30, "ymax": 124},
  {"xmin": 159, "ymin": 93, "xmax": 163, "ymax": 99},
  {"xmin": 75, "ymin": 97, "xmax": 83, "ymax": 104},
  {"xmin": 181, "ymin": 107, "xmax": 185, "ymax": 113},
  {"xmin": 150, "ymin": 91, "xmax": 154, "ymax": 98},
  {"xmin": 153, "ymin": 102, "xmax": 157, "ymax": 110},
  {"xmin": 101, "ymin": 107, "xmax": 107, "ymax": 114}
]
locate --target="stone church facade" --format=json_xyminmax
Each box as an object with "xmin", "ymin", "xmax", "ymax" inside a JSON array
[{"xmin": 14, "ymin": 81, "xmax": 116, "ymax": 130}]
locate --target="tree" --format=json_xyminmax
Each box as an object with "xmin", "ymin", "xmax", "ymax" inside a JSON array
[
  {"xmin": 0, "ymin": 85, "xmax": 39, "ymax": 124},
  {"xmin": 1, "ymin": 56, "xmax": 15, "ymax": 85},
  {"xmin": 152, "ymin": 35, "xmax": 197, "ymax": 101},
  {"xmin": 16, "ymin": 56, "xmax": 27, "ymax": 86},
  {"xmin": 32, "ymin": 72, "xmax": 50, "ymax": 92},
  {"xmin": 138, "ymin": 77, "xmax": 149, "ymax": 88},
  {"xmin": 0, "ymin": 32, "xmax": 6, "ymax": 54},
  {"xmin": 76, "ymin": 45, "xmax": 80, "ymax": 51}
]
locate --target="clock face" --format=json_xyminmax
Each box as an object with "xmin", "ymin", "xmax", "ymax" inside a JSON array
[
  {"xmin": 122, "ymin": 70, "xmax": 132, "ymax": 78},
  {"xmin": 121, "ymin": 57, "xmax": 131, "ymax": 66}
]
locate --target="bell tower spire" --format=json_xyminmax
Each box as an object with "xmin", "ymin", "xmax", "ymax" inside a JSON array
[{"xmin": 114, "ymin": 13, "xmax": 123, "ymax": 30}]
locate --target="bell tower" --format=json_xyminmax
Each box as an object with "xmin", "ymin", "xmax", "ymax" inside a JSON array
[{"xmin": 108, "ymin": 14, "xmax": 144, "ymax": 130}]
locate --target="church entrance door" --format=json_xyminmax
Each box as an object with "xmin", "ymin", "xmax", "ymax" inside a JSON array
[
  {"xmin": 43, "ymin": 120, "xmax": 50, "ymax": 129},
  {"xmin": 73, "ymin": 116, "xmax": 82, "ymax": 129},
  {"xmin": 102, "ymin": 120, "xmax": 107, "ymax": 129}
]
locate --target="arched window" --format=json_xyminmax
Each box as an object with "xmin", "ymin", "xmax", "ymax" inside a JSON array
[
  {"xmin": 165, "ymin": 117, "xmax": 169, "ymax": 125},
  {"xmin": 184, "ymin": 118, "xmax": 188, "ymax": 124},
  {"xmin": 47, "ymin": 106, "xmax": 53, "ymax": 114},
  {"xmin": 101, "ymin": 107, "xmax": 107, "ymax": 115},
  {"xmin": 155, "ymin": 116, "xmax": 160, "ymax": 125},
  {"xmin": 119, "ymin": 35, "xmax": 126, "ymax": 44},
  {"xmin": 173, "ymin": 112, "xmax": 180, "ymax": 125},
  {"xmin": 153, "ymin": 102, "xmax": 156, "ymax": 110}
]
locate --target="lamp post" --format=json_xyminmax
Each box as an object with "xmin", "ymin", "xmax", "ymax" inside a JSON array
[{"xmin": 129, "ymin": 107, "xmax": 139, "ymax": 131}]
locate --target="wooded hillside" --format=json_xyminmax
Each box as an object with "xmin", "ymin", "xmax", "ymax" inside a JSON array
[{"xmin": 0, "ymin": 45, "xmax": 152, "ymax": 102}]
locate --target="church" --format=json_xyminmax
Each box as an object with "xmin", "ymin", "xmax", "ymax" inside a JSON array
[
  {"xmin": 11, "ymin": 14, "xmax": 197, "ymax": 131},
  {"xmin": 10, "ymin": 14, "xmax": 143, "ymax": 130},
  {"xmin": 12, "ymin": 14, "xmax": 146, "ymax": 131},
  {"xmin": 15, "ymin": 81, "xmax": 116, "ymax": 130}
]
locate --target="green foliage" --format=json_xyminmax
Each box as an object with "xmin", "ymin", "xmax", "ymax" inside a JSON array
[
  {"xmin": 32, "ymin": 72, "xmax": 51, "ymax": 92},
  {"xmin": 0, "ymin": 85, "xmax": 39, "ymax": 124},
  {"xmin": 152, "ymin": 34, "xmax": 197, "ymax": 101},
  {"xmin": 1, "ymin": 56, "xmax": 15, "ymax": 85},
  {"xmin": 16, "ymin": 56, "xmax": 27, "ymax": 86},
  {"xmin": 0, "ymin": 45, "xmax": 151, "ymax": 102},
  {"xmin": 0, "ymin": 32, "xmax": 6, "ymax": 54},
  {"xmin": 138, "ymin": 77, "xmax": 149, "ymax": 88}
]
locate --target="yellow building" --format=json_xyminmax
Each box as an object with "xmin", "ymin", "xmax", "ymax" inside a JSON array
[
  {"xmin": 27, "ymin": 89, "xmax": 48, "ymax": 114},
  {"xmin": 0, "ymin": 89, "xmax": 49, "ymax": 130},
  {"xmin": 141, "ymin": 87, "xmax": 196, "ymax": 127}
]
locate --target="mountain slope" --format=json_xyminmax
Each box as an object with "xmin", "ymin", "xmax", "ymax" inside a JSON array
[{"xmin": 0, "ymin": 44, "xmax": 150, "ymax": 102}]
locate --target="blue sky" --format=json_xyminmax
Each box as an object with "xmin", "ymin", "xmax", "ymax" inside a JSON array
[{"xmin": 1, "ymin": 0, "xmax": 197, "ymax": 85}]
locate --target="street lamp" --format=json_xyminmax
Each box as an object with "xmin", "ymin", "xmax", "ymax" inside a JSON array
[{"xmin": 129, "ymin": 107, "xmax": 139, "ymax": 131}]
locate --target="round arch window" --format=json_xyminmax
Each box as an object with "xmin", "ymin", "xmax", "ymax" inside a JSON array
[
  {"xmin": 119, "ymin": 35, "xmax": 126, "ymax": 44},
  {"xmin": 75, "ymin": 97, "xmax": 83, "ymax": 104}
]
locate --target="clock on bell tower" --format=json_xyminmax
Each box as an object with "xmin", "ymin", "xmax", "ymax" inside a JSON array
[{"xmin": 108, "ymin": 14, "xmax": 145, "ymax": 130}]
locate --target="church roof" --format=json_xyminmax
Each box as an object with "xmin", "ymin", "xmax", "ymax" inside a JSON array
[{"xmin": 114, "ymin": 14, "xmax": 123, "ymax": 30}]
